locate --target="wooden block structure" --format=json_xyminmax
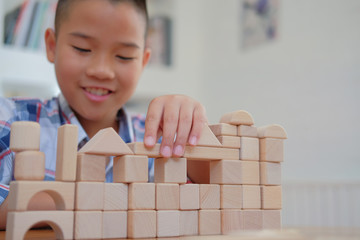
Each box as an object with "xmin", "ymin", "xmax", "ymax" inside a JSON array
[{"xmin": 6, "ymin": 110, "xmax": 287, "ymax": 239}]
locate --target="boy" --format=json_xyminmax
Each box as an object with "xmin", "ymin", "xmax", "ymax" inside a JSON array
[{"xmin": 0, "ymin": 0, "xmax": 206, "ymax": 229}]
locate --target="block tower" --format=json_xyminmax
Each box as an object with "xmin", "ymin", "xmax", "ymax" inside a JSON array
[{"xmin": 5, "ymin": 110, "xmax": 287, "ymax": 239}]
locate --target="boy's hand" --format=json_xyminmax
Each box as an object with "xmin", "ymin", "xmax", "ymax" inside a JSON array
[{"xmin": 144, "ymin": 95, "xmax": 207, "ymax": 158}]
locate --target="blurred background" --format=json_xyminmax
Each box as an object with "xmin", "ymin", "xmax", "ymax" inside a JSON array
[{"xmin": 0, "ymin": 0, "xmax": 359, "ymax": 230}]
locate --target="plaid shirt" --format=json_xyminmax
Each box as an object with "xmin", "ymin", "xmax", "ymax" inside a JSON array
[{"xmin": 0, "ymin": 94, "xmax": 154, "ymax": 205}]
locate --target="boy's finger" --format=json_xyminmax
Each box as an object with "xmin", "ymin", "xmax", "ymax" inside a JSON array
[
  {"xmin": 173, "ymin": 104, "xmax": 193, "ymax": 157},
  {"xmin": 160, "ymin": 103, "xmax": 180, "ymax": 158},
  {"xmin": 188, "ymin": 105, "xmax": 208, "ymax": 146},
  {"xmin": 144, "ymin": 99, "xmax": 164, "ymax": 147}
]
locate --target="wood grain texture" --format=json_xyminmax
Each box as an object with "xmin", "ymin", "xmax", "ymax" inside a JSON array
[
  {"xmin": 157, "ymin": 210, "xmax": 180, "ymax": 237},
  {"xmin": 74, "ymin": 211, "xmax": 102, "ymax": 239},
  {"xmin": 180, "ymin": 210, "xmax": 198, "ymax": 236},
  {"xmin": 197, "ymin": 124, "xmax": 222, "ymax": 147},
  {"xmin": 257, "ymin": 124, "xmax": 287, "ymax": 139},
  {"xmin": 209, "ymin": 123, "xmax": 238, "ymax": 136},
  {"xmin": 55, "ymin": 124, "xmax": 78, "ymax": 181},
  {"xmin": 199, "ymin": 184, "xmax": 220, "ymax": 209},
  {"xmin": 260, "ymin": 162, "xmax": 281, "ymax": 185},
  {"xmin": 220, "ymin": 185, "xmax": 242, "ymax": 209},
  {"xmin": 210, "ymin": 160, "xmax": 242, "ymax": 184},
  {"xmin": 261, "ymin": 186, "xmax": 282, "ymax": 210},
  {"xmin": 180, "ymin": 184, "xmax": 200, "ymax": 210},
  {"xmin": 75, "ymin": 182, "xmax": 104, "ymax": 210},
  {"xmin": 76, "ymin": 154, "xmax": 106, "ymax": 182},
  {"xmin": 127, "ymin": 210, "xmax": 156, "ymax": 238},
  {"xmin": 14, "ymin": 151, "xmax": 45, "ymax": 181},
  {"xmin": 221, "ymin": 209, "xmax": 244, "ymax": 234},
  {"xmin": 216, "ymin": 136, "xmax": 241, "ymax": 149},
  {"xmin": 102, "ymin": 211, "xmax": 127, "ymax": 239},
  {"xmin": 128, "ymin": 183, "xmax": 155, "ymax": 210},
  {"xmin": 103, "ymin": 183, "xmax": 128, "ymax": 211},
  {"xmin": 113, "ymin": 155, "xmax": 148, "ymax": 183},
  {"xmin": 260, "ymin": 138, "xmax": 284, "ymax": 162},
  {"xmin": 156, "ymin": 183, "xmax": 179, "ymax": 210},
  {"xmin": 263, "ymin": 210, "xmax": 281, "ymax": 229},
  {"xmin": 154, "ymin": 158, "xmax": 187, "ymax": 183},
  {"xmin": 199, "ymin": 210, "xmax": 221, "ymax": 235},
  {"xmin": 243, "ymin": 210, "xmax": 263, "ymax": 230},
  {"xmin": 237, "ymin": 125, "xmax": 258, "ymax": 137},
  {"xmin": 10, "ymin": 121, "xmax": 40, "ymax": 152},
  {"xmin": 220, "ymin": 110, "xmax": 254, "ymax": 126},
  {"xmin": 242, "ymin": 185, "xmax": 261, "ymax": 209},
  {"xmin": 240, "ymin": 137, "xmax": 259, "ymax": 161}
]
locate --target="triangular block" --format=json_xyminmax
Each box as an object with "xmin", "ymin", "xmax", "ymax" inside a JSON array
[
  {"xmin": 257, "ymin": 124, "xmax": 287, "ymax": 139},
  {"xmin": 79, "ymin": 128, "xmax": 133, "ymax": 156},
  {"xmin": 196, "ymin": 124, "xmax": 222, "ymax": 147},
  {"xmin": 220, "ymin": 110, "xmax": 254, "ymax": 126}
]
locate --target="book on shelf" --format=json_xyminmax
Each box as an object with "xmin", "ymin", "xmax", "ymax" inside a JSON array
[{"xmin": 3, "ymin": 0, "xmax": 57, "ymax": 51}]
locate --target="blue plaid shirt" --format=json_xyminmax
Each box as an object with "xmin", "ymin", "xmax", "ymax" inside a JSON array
[{"xmin": 0, "ymin": 94, "xmax": 154, "ymax": 206}]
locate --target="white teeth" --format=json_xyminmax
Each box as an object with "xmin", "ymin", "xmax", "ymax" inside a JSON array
[{"xmin": 85, "ymin": 87, "xmax": 110, "ymax": 96}]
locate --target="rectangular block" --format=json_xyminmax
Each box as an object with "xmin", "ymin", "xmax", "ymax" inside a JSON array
[
  {"xmin": 157, "ymin": 210, "xmax": 180, "ymax": 237},
  {"xmin": 216, "ymin": 136, "xmax": 241, "ymax": 148},
  {"xmin": 74, "ymin": 211, "xmax": 102, "ymax": 239},
  {"xmin": 14, "ymin": 151, "xmax": 45, "ymax": 181},
  {"xmin": 180, "ymin": 210, "xmax": 198, "ymax": 236},
  {"xmin": 113, "ymin": 155, "xmax": 148, "ymax": 183},
  {"xmin": 128, "ymin": 183, "xmax": 155, "ymax": 210},
  {"xmin": 128, "ymin": 142, "xmax": 239, "ymax": 160},
  {"xmin": 180, "ymin": 184, "xmax": 200, "ymax": 210},
  {"xmin": 240, "ymin": 137, "xmax": 259, "ymax": 161},
  {"xmin": 156, "ymin": 183, "xmax": 179, "ymax": 210},
  {"xmin": 55, "ymin": 124, "xmax": 78, "ymax": 181},
  {"xmin": 209, "ymin": 123, "xmax": 238, "ymax": 136},
  {"xmin": 155, "ymin": 158, "xmax": 186, "ymax": 183},
  {"xmin": 221, "ymin": 209, "xmax": 244, "ymax": 234},
  {"xmin": 199, "ymin": 210, "xmax": 221, "ymax": 235},
  {"xmin": 242, "ymin": 185, "xmax": 261, "ymax": 209},
  {"xmin": 128, "ymin": 210, "xmax": 156, "ymax": 238},
  {"xmin": 263, "ymin": 210, "xmax": 281, "ymax": 229},
  {"xmin": 104, "ymin": 183, "xmax": 128, "ymax": 211},
  {"xmin": 8, "ymin": 181, "xmax": 75, "ymax": 211},
  {"xmin": 261, "ymin": 186, "xmax": 282, "ymax": 209},
  {"xmin": 237, "ymin": 125, "xmax": 258, "ymax": 137},
  {"xmin": 76, "ymin": 154, "xmax": 106, "ymax": 182},
  {"xmin": 243, "ymin": 210, "xmax": 263, "ymax": 230},
  {"xmin": 187, "ymin": 160, "xmax": 210, "ymax": 184},
  {"xmin": 220, "ymin": 185, "xmax": 242, "ymax": 209},
  {"xmin": 200, "ymin": 184, "xmax": 220, "ymax": 209},
  {"xmin": 10, "ymin": 121, "xmax": 40, "ymax": 152},
  {"xmin": 102, "ymin": 211, "xmax": 127, "ymax": 239},
  {"xmin": 75, "ymin": 182, "xmax": 104, "ymax": 210},
  {"xmin": 210, "ymin": 160, "xmax": 242, "ymax": 184},
  {"xmin": 260, "ymin": 162, "xmax": 281, "ymax": 185},
  {"xmin": 260, "ymin": 138, "xmax": 284, "ymax": 162},
  {"xmin": 241, "ymin": 160, "xmax": 260, "ymax": 185}
]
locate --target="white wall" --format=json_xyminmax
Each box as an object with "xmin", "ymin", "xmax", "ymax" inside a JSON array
[{"xmin": 192, "ymin": 0, "xmax": 360, "ymax": 182}]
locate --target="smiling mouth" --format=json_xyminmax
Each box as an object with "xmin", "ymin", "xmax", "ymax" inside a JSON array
[{"xmin": 84, "ymin": 87, "xmax": 112, "ymax": 96}]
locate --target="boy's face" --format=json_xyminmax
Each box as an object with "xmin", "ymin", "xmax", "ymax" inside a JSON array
[{"xmin": 45, "ymin": 0, "xmax": 150, "ymax": 125}]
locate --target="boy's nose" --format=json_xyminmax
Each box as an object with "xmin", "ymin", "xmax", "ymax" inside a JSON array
[{"xmin": 86, "ymin": 56, "xmax": 116, "ymax": 80}]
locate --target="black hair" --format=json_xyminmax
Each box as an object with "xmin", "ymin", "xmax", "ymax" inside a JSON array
[{"xmin": 54, "ymin": 0, "xmax": 148, "ymax": 37}]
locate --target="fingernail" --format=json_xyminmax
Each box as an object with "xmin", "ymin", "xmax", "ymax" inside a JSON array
[
  {"xmin": 161, "ymin": 146, "xmax": 171, "ymax": 157},
  {"xmin": 145, "ymin": 136, "xmax": 155, "ymax": 146},
  {"xmin": 189, "ymin": 136, "xmax": 197, "ymax": 146},
  {"xmin": 174, "ymin": 145, "xmax": 183, "ymax": 156}
]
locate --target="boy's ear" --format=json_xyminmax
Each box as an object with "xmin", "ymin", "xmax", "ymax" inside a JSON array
[
  {"xmin": 45, "ymin": 28, "xmax": 56, "ymax": 63},
  {"xmin": 142, "ymin": 47, "xmax": 151, "ymax": 68}
]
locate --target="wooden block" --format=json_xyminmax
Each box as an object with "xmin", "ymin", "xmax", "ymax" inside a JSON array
[
  {"xmin": 187, "ymin": 161, "xmax": 210, "ymax": 184},
  {"xmin": 221, "ymin": 209, "xmax": 244, "ymax": 234},
  {"xmin": 243, "ymin": 210, "xmax": 263, "ymax": 230},
  {"xmin": 155, "ymin": 158, "xmax": 186, "ymax": 183},
  {"xmin": 260, "ymin": 162, "xmax": 281, "ymax": 185},
  {"xmin": 199, "ymin": 184, "xmax": 220, "ymax": 209},
  {"xmin": 261, "ymin": 186, "xmax": 282, "ymax": 209},
  {"xmin": 55, "ymin": 124, "xmax": 78, "ymax": 181},
  {"xmin": 128, "ymin": 183, "xmax": 155, "ymax": 210},
  {"xmin": 263, "ymin": 210, "xmax": 281, "ymax": 229},
  {"xmin": 102, "ymin": 211, "xmax": 127, "ymax": 239},
  {"xmin": 241, "ymin": 160, "xmax": 260, "ymax": 185},
  {"xmin": 220, "ymin": 185, "xmax": 242, "ymax": 209},
  {"xmin": 220, "ymin": 110, "xmax": 254, "ymax": 126},
  {"xmin": 210, "ymin": 160, "xmax": 242, "ymax": 184},
  {"xmin": 242, "ymin": 185, "xmax": 261, "ymax": 209},
  {"xmin": 180, "ymin": 184, "xmax": 199, "ymax": 210},
  {"xmin": 128, "ymin": 142, "xmax": 239, "ymax": 160},
  {"xmin": 14, "ymin": 151, "xmax": 45, "ymax": 181},
  {"xmin": 76, "ymin": 153, "xmax": 106, "ymax": 182},
  {"xmin": 113, "ymin": 155, "xmax": 148, "ymax": 183},
  {"xmin": 237, "ymin": 125, "xmax": 258, "ymax": 137},
  {"xmin": 10, "ymin": 121, "xmax": 40, "ymax": 152},
  {"xmin": 5, "ymin": 211, "xmax": 74, "ymax": 240},
  {"xmin": 156, "ymin": 183, "xmax": 179, "ymax": 210},
  {"xmin": 209, "ymin": 123, "xmax": 238, "ymax": 136},
  {"xmin": 240, "ymin": 137, "xmax": 259, "ymax": 161},
  {"xmin": 128, "ymin": 210, "xmax": 156, "ymax": 238},
  {"xmin": 180, "ymin": 210, "xmax": 198, "ymax": 236},
  {"xmin": 216, "ymin": 136, "xmax": 241, "ymax": 148},
  {"xmin": 8, "ymin": 181, "xmax": 75, "ymax": 211},
  {"xmin": 257, "ymin": 124, "xmax": 287, "ymax": 139},
  {"xmin": 74, "ymin": 211, "xmax": 102, "ymax": 239},
  {"xmin": 196, "ymin": 124, "xmax": 222, "ymax": 147},
  {"xmin": 104, "ymin": 183, "xmax": 128, "ymax": 211},
  {"xmin": 198, "ymin": 210, "xmax": 221, "ymax": 235},
  {"xmin": 260, "ymin": 138, "xmax": 284, "ymax": 162},
  {"xmin": 75, "ymin": 182, "xmax": 104, "ymax": 210},
  {"xmin": 157, "ymin": 210, "xmax": 180, "ymax": 237},
  {"xmin": 79, "ymin": 127, "xmax": 133, "ymax": 156}
]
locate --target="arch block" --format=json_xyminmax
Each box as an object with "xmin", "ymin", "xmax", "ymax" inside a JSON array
[
  {"xmin": 5, "ymin": 211, "xmax": 74, "ymax": 240},
  {"xmin": 257, "ymin": 124, "xmax": 287, "ymax": 139},
  {"xmin": 7, "ymin": 181, "xmax": 75, "ymax": 211}
]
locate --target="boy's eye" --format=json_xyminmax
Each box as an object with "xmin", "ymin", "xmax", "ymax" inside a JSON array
[
  {"xmin": 116, "ymin": 56, "xmax": 134, "ymax": 61},
  {"xmin": 72, "ymin": 46, "xmax": 91, "ymax": 53}
]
